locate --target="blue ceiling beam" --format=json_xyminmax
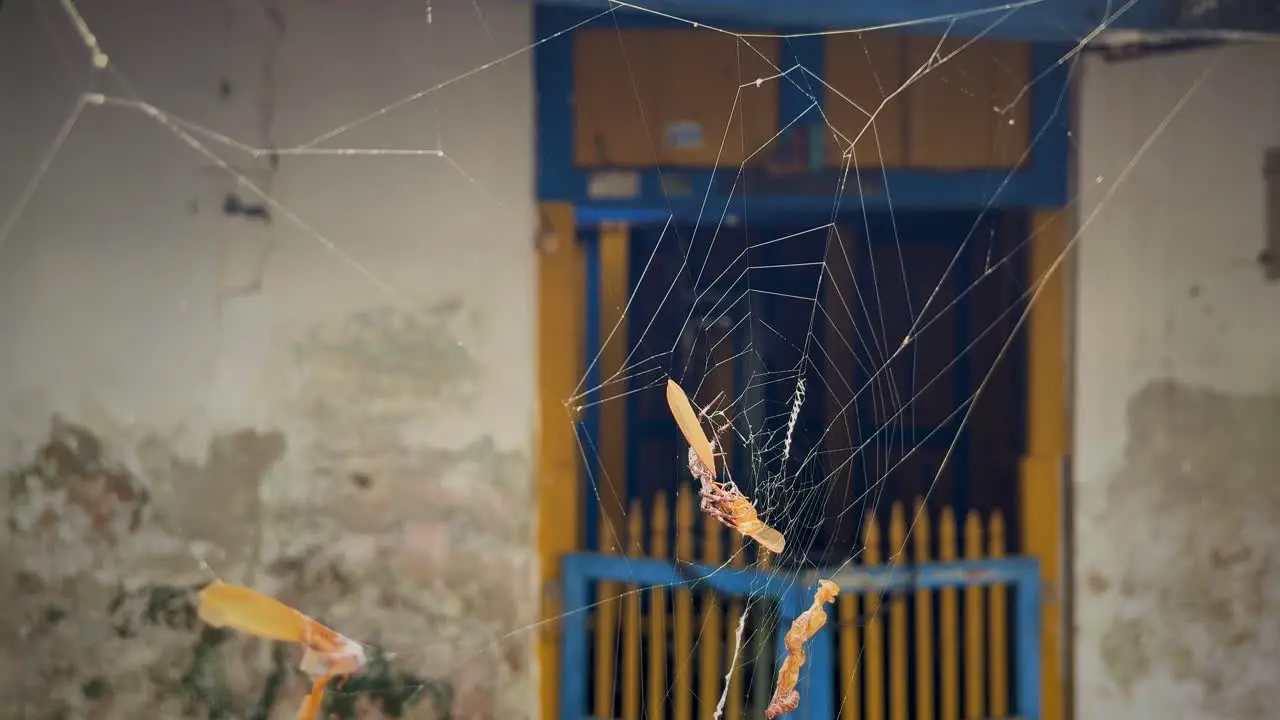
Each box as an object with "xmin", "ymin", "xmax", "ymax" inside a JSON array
[{"xmin": 534, "ymin": 0, "xmax": 1178, "ymax": 42}]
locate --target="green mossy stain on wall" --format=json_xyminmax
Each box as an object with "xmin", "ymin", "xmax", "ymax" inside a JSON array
[{"xmin": 323, "ymin": 648, "xmax": 446, "ymax": 719}]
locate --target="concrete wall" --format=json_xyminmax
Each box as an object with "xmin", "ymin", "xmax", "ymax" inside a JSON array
[
  {"xmin": 0, "ymin": 0, "xmax": 537, "ymax": 717},
  {"xmin": 1075, "ymin": 44, "xmax": 1280, "ymax": 720}
]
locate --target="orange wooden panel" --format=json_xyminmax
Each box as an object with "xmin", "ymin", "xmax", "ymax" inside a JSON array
[
  {"xmin": 651, "ymin": 31, "xmax": 780, "ymax": 167},
  {"xmin": 823, "ymin": 31, "xmax": 907, "ymax": 168},
  {"xmin": 573, "ymin": 29, "xmax": 660, "ymax": 167},
  {"xmin": 903, "ymin": 36, "xmax": 1031, "ymax": 169},
  {"xmin": 988, "ymin": 40, "xmax": 1032, "ymax": 168},
  {"xmin": 904, "ymin": 35, "xmax": 991, "ymax": 169}
]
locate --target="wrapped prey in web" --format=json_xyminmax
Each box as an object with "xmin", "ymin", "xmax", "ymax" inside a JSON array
[
  {"xmin": 665, "ymin": 378, "xmax": 786, "ymax": 554},
  {"xmin": 766, "ymin": 578, "xmax": 840, "ymax": 719},
  {"xmin": 197, "ymin": 581, "xmax": 367, "ymax": 720}
]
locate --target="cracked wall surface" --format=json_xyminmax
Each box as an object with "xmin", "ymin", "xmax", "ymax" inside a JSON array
[
  {"xmin": 1076, "ymin": 46, "xmax": 1280, "ymax": 720},
  {"xmin": 0, "ymin": 0, "xmax": 537, "ymax": 717}
]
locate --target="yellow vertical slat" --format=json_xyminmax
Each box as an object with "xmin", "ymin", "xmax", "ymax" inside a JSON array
[
  {"xmin": 963, "ymin": 511, "xmax": 985, "ymax": 720},
  {"xmin": 939, "ymin": 509, "xmax": 959, "ymax": 720},
  {"xmin": 594, "ymin": 535, "xmax": 619, "ymax": 720},
  {"xmin": 623, "ymin": 501, "xmax": 644, "ymax": 720},
  {"xmin": 593, "ymin": 221, "xmax": 630, "ymax": 720},
  {"xmin": 536, "ymin": 202, "xmax": 583, "ymax": 720},
  {"xmin": 888, "ymin": 504, "xmax": 908, "ymax": 720},
  {"xmin": 839, "ymin": 584, "xmax": 861, "ymax": 720},
  {"xmin": 1024, "ymin": 208, "xmax": 1068, "ymax": 720},
  {"xmin": 700, "ymin": 512, "xmax": 725, "ymax": 720},
  {"xmin": 594, "ymin": 503, "xmax": 621, "ymax": 718},
  {"xmin": 988, "ymin": 512, "xmax": 1009, "ymax": 718},
  {"xmin": 912, "ymin": 499, "xmax": 934, "ymax": 720},
  {"xmin": 726, "ymin": 530, "xmax": 746, "ymax": 720},
  {"xmin": 597, "ymin": 221, "xmax": 631, "ymax": 544},
  {"xmin": 650, "ymin": 493, "xmax": 670, "ymax": 720},
  {"xmin": 863, "ymin": 514, "xmax": 885, "ymax": 720},
  {"xmin": 1025, "ymin": 215, "xmax": 1070, "ymax": 464},
  {"xmin": 674, "ymin": 486, "xmax": 695, "ymax": 720}
]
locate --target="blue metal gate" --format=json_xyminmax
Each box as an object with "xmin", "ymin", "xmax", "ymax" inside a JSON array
[{"xmin": 559, "ymin": 552, "xmax": 1041, "ymax": 720}]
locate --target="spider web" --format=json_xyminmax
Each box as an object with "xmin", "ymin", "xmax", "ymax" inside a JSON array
[{"xmin": 0, "ymin": 0, "xmax": 1216, "ymax": 718}]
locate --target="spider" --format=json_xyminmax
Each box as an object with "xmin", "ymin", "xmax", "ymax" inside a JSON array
[
  {"xmin": 667, "ymin": 379, "xmax": 785, "ymax": 553},
  {"xmin": 691, "ymin": 441, "xmax": 777, "ymax": 548},
  {"xmin": 682, "ymin": 394, "xmax": 746, "ymax": 526}
]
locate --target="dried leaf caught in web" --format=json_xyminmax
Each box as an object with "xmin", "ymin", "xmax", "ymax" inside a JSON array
[
  {"xmin": 766, "ymin": 579, "xmax": 840, "ymax": 718},
  {"xmin": 197, "ymin": 581, "xmax": 368, "ymax": 720},
  {"xmin": 746, "ymin": 525, "xmax": 786, "ymax": 554},
  {"xmin": 198, "ymin": 581, "xmax": 317, "ymax": 645},
  {"xmin": 666, "ymin": 378, "xmax": 715, "ymax": 477}
]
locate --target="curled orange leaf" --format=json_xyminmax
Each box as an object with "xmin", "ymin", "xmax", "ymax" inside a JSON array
[{"xmin": 747, "ymin": 525, "xmax": 786, "ymax": 554}]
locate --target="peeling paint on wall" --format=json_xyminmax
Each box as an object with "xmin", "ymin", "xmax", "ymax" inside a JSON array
[
  {"xmin": 0, "ymin": 0, "xmax": 538, "ymax": 712},
  {"xmin": 0, "ymin": 296, "xmax": 534, "ymax": 719},
  {"xmin": 0, "ymin": 411, "xmax": 518, "ymax": 719},
  {"xmin": 0, "ymin": 420, "xmax": 290, "ymax": 718},
  {"xmin": 268, "ymin": 298, "xmax": 535, "ymax": 719},
  {"xmin": 1085, "ymin": 380, "xmax": 1280, "ymax": 718},
  {"xmin": 288, "ymin": 299, "xmax": 487, "ymax": 502},
  {"xmin": 6, "ymin": 417, "xmax": 152, "ymax": 575},
  {"xmin": 137, "ymin": 428, "xmax": 286, "ymax": 563}
]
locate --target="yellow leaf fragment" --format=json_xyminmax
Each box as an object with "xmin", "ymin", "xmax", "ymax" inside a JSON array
[
  {"xmin": 748, "ymin": 525, "xmax": 787, "ymax": 554},
  {"xmin": 297, "ymin": 676, "xmax": 331, "ymax": 720},
  {"xmin": 197, "ymin": 581, "xmax": 311, "ymax": 645},
  {"xmin": 197, "ymin": 581, "xmax": 365, "ymax": 720},
  {"xmin": 666, "ymin": 379, "xmax": 715, "ymax": 476}
]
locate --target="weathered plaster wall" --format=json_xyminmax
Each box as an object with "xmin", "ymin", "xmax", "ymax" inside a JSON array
[
  {"xmin": 0, "ymin": 0, "xmax": 536, "ymax": 717},
  {"xmin": 1075, "ymin": 45, "xmax": 1280, "ymax": 720}
]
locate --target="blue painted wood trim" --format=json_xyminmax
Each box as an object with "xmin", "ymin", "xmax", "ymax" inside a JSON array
[
  {"xmin": 533, "ymin": 0, "xmax": 1166, "ymax": 41},
  {"xmin": 559, "ymin": 557, "xmax": 591, "ymax": 720},
  {"xmin": 1017, "ymin": 558, "xmax": 1043, "ymax": 720}
]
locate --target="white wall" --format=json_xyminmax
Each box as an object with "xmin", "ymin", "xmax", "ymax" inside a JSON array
[
  {"xmin": 0, "ymin": 0, "xmax": 537, "ymax": 717},
  {"xmin": 1075, "ymin": 44, "xmax": 1280, "ymax": 720}
]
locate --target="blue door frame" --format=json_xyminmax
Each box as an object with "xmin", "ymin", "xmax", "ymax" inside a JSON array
[
  {"xmin": 534, "ymin": 7, "xmax": 1073, "ymax": 227},
  {"xmin": 560, "ymin": 552, "xmax": 1042, "ymax": 720}
]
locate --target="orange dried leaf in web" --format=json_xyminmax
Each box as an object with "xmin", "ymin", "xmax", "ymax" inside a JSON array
[
  {"xmin": 746, "ymin": 524, "xmax": 786, "ymax": 555},
  {"xmin": 198, "ymin": 581, "xmax": 318, "ymax": 645},
  {"xmin": 197, "ymin": 581, "xmax": 368, "ymax": 720},
  {"xmin": 666, "ymin": 378, "xmax": 716, "ymax": 477},
  {"xmin": 669, "ymin": 378, "xmax": 788, "ymax": 555},
  {"xmin": 297, "ymin": 677, "xmax": 331, "ymax": 720},
  {"xmin": 766, "ymin": 578, "xmax": 840, "ymax": 719},
  {"xmin": 716, "ymin": 494, "xmax": 787, "ymax": 555}
]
